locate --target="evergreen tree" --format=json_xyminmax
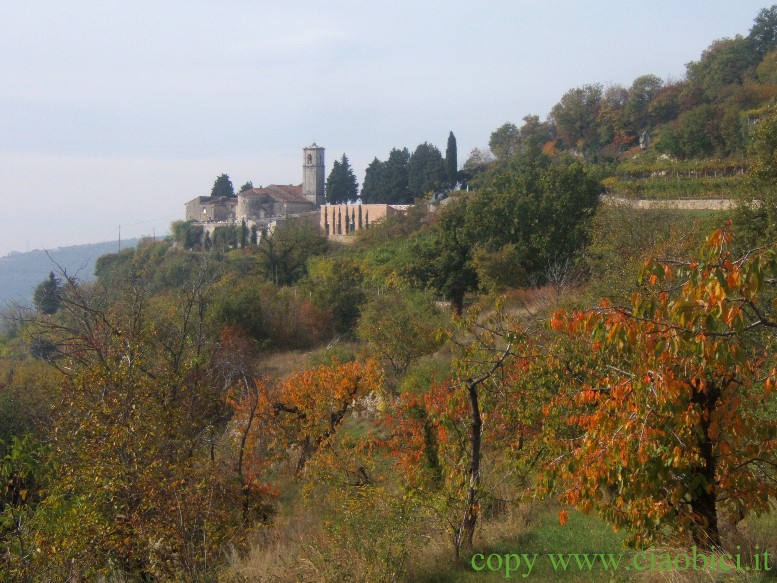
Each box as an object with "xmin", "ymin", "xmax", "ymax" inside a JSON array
[
  {"xmin": 210, "ymin": 174, "xmax": 235, "ymax": 198},
  {"xmin": 408, "ymin": 143, "xmax": 447, "ymax": 198},
  {"xmin": 445, "ymin": 131, "xmax": 458, "ymax": 188},
  {"xmin": 239, "ymin": 181, "xmax": 254, "ymax": 193},
  {"xmin": 33, "ymin": 271, "xmax": 62, "ymax": 315},
  {"xmin": 361, "ymin": 157, "xmax": 384, "ymax": 203},
  {"xmin": 360, "ymin": 148, "xmax": 411, "ymax": 204},
  {"xmin": 383, "ymin": 147, "xmax": 411, "ymax": 203},
  {"xmin": 325, "ymin": 154, "xmax": 359, "ymax": 204}
]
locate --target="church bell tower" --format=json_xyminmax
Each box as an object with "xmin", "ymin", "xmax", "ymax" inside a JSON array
[{"xmin": 303, "ymin": 143, "xmax": 325, "ymax": 207}]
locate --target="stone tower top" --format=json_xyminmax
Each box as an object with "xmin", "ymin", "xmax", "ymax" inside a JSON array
[{"xmin": 303, "ymin": 144, "xmax": 325, "ymax": 207}]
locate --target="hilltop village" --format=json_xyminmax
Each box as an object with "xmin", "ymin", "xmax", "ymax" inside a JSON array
[{"xmin": 184, "ymin": 143, "xmax": 410, "ymax": 243}]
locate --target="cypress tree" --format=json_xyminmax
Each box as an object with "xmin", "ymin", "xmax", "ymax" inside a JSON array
[{"xmin": 445, "ymin": 131, "xmax": 458, "ymax": 188}]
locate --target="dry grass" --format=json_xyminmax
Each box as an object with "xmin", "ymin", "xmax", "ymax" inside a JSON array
[
  {"xmin": 259, "ymin": 340, "xmax": 362, "ymax": 379},
  {"xmin": 221, "ymin": 480, "xmax": 424, "ymax": 583}
]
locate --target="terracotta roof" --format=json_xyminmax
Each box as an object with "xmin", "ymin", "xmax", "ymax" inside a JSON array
[{"xmin": 241, "ymin": 184, "xmax": 308, "ymax": 204}]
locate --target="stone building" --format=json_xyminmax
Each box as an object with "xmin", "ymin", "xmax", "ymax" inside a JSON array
[
  {"xmin": 320, "ymin": 204, "xmax": 411, "ymax": 239},
  {"xmin": 185, "ymin": 196, "xmax": 237, "ymax": 222},
  {"xmin": 303, "ymin": 143, "xmax": 326, "ymax": 206},
  {"xmin": 183, "ymin": 144, "xmax": 411, "ymax": 242},
  {"xmin": 236, "ymin": 185, "xmax": 313, "ymax": 220},
  {"xmin": 184, "ymin": 144, "xmax": 325, "ymax": 239}
]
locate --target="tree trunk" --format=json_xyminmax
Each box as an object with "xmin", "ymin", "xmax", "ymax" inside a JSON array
[
  {"xmin": 690, "ymin": 379, "xmax": 721, "ymax": 548},
  {"xmin": 451, "ymin": 288, "xmax": 465, "ymax": 316},
  {"xmin": 457, "ymin": 378, "xmax": 483, "ymax": 556}
]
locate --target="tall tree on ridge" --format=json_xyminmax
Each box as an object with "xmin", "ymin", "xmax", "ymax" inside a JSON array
[
  {"xmin": 326, "ymin": 154, "xmax": 359, "ymax": 204},
  {"xmin": 408, "ymin": 142, "xmax": 447, "ymax": 198},
  {"xmin": 211, "ymin": 174, "xmax": 235, "ymax": 198},
  {"xmin": 445, "ymin": 131, "xmax": 458, "ymax": 188}
]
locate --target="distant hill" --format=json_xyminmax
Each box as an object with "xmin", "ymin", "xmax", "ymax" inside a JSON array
[{"xmin": 0, "ymin": 239, "xmax": 139, "ymax": 307}]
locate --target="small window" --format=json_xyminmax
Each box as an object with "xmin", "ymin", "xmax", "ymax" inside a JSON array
[{"xmin": 307, "ymin": 154, "xmax": 313, "ymax": 164}]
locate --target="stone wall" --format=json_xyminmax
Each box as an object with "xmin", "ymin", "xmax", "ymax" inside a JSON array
[
  {"xmin": 601, "ymin": 195, "xmax": 737, "ymax": 211},
  {"xmin": 185, "ymin": 196, "xmax": 236, "ymax": 222},
  {"xmin": 319, "ymin": 204, "xmax": 408, "ymax": 237}
]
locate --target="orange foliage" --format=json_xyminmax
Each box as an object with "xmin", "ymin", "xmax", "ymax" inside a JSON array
[
  {"xmin": 229, "ymin": 359, "xmax": 383, "ymax": 483},
  {"xmin": 541, "ymin": 226, "xmax": 777, "ymax": 547}
]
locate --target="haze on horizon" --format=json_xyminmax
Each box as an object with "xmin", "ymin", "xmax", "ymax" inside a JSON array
[{"xmin": 0, "ymin": 0, "xmax": 769, "ymax": 257}]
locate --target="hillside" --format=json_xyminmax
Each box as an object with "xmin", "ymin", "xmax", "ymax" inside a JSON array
[
  {"xmin": 5, "ymin": 5, "xmax": 777, "ymax": 582},
  {"xmin": 0, "ymin": 239, "xmax": 139, "ymax": 306}
]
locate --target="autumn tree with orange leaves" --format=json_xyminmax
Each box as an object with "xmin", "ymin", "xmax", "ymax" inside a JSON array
[
  {"xmin": 544, "ymin": 224, "xmax": 777, "ymax": 548},
  {"xmin": 229, "ymin": 358, "xmax": 383, "ymax": 485}
]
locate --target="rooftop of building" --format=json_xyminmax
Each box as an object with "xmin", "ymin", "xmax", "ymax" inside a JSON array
[{"xmin": 240, "ymin": 184, "xmax": 309, "ymax": 204}]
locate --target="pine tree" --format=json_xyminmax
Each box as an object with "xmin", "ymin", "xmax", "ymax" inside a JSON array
[
  {"xmin": 408, "ymin": 143, "xmax": 447, "ymax": 198},
  {"xmin": 325, "ymin": 154, "xmax": 359, "ymax": 204},
  {"xmin": 210, "ymin": 174, "xmax": 235, "ymax": 198},
  {"xmin": 33, "ymin": 271, "xmax": 62, "ymax": 315}
]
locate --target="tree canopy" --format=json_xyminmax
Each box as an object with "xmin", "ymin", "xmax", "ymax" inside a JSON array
[
  {"xmin": 445, "ymin": 131, "xmax": 458, "ymax": 188},
  {"xmin": 361, "ymin": 148, "xmax": 411, "ymax": 204},
  {"xmin": 33, "ymin": 272, "xmax": 62, "ymax": 315},
  {"xmin": 211, "ymin": 173, "xmax": 235, "ymax": 198},
  {"xmin": 408, "ymin": 142, "xmax": 447, "ymax": 198},
  {"xmin": 325, "ymin": 154, "xmax": 359, "ymax": 204}
]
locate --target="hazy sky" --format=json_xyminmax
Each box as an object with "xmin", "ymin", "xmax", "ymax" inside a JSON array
[{"xmin": 0, "ymin": 1, "xmax": 771, "ymax": 256}]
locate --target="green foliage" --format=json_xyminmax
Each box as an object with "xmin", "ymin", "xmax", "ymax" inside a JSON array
[
  {"xmin": 209, "ymin": 276, "xmax": 267, "ymax": 341},
  {"xmin": 325, "ymin": 153, "xmax": 359, "ymax": 204},
  {"xmin": 749, "ymin": 5, "xmax": 777, "ymax": 59},
  {"xmin": 256, "ymin": 218, "xmax": 329, "ymax": 285},
  {"xmin": 408, "ymin": 142, "xmax": 448, "ymax": 197},
  {"xmin": 686, "ymin": 36, "xmax": 756, "ymax": 102},
  {"xmin": 606, "ymin": 175, "xmax": 745, "ymax": 200},
  {"xmin": 372, "ymin": 155, "xmax": 600, "ymax": 313},
  {"xmin": 421, "ymin": 201, "xmax": 479, "ymax": 314},
  {"xmin": 656, "ymin": 104, "xmax": 723, "ymax": 158},
  {"xmin": 171, "ymin": 219, "xmax": 203, "ymax": 250},
  {"xmin": 94, "ymin": 240, "xmax": 217, "ymax": 297},
  {"xmin": 210, "ymin": 275, "xmax": 331, "ymax": 349},
  {"xmin": 0, "ymin": 359, "xmax": 57, "ymax": 458},
  {"xmin": 239, "ymin": 180, "xmax": 254, "ymax": 192},
  {"xmin": 459, "ymin": 147, "xmax": 495, "ymax": 190},
  {"xmin": 489, "ymin": 117, "xmax": 555, "ymax": 163},
  {"xmin": 95, "ymin": 247, "xmax": 136, "ymax": 284},
  {"xmin": 735, "ymin": 104, "xmax": 777, "ymax": 247},
  {"xmin": 361, "ymin": 147, "xmax": 412, "ymax": 204},
  {"xmin": 445, "ymin": 131, "xmax": 458, "ymax": 187},
  {"xmin": 550, "ymin": 84, "xmax": 603, "ymax": 153},
  {"xmin": 292, "ymin": 484, "xmax": 423, "ymax": 583},
  {"xmin": 489, "ymin": 122, "xmax": 520, "ymax": 161},
  {"xmin": 471, "ymin": 244, "xmax": 528, "ymax": 293},
  {"xmin": 212, "ymin": 225, "xmax": 239, "ymax": 250},
  {"xmin": 357, "ymin": 290, "xmax": 447, "ymax": 375},
  {"xmin": 582, "ymin": 204, "xmax": 712, "ymax": 303},
  {"xmin": 398, "ymin": 355, "xmax": 452, "ymax": 395},
  {"xmin": 465, "ymin": 157, "xmax": 602, "ymax": 275},
  {"xmin": 19, "ymin": 269, "xmax": 258, "ymax": 578},
  {"xmin": 32, "ymin": 272, "xmax": 61, "ymax": 315},
  {"xmin": 624, "ymin": 74, "xmax": 663, "ymax": 133},
  {"xmin": 306, "ymin": 256, "xmax": 366, "ymax": 336},
  {"xmin": 211, "ymin": 173, "xmax": 235, "ymax": 198},
  {"xmin": 0, "ymin": 435, "xmax": 50, "ymax": 581}
]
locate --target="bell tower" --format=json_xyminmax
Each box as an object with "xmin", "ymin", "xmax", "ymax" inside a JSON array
[{"xmin": 303, "ymin": 143, "xmax": 325, "ymax": 207}]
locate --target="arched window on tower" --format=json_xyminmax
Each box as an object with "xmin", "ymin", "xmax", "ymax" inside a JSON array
[{"xmin": 307, "ymin": 154, "xmax": 313, "ymax": 164}]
